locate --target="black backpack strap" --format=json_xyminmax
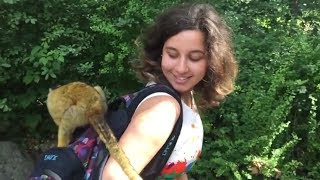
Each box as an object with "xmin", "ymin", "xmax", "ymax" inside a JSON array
[{"xmin": 126, "ymin": 84, "xmax": 183, "ymax": 180}]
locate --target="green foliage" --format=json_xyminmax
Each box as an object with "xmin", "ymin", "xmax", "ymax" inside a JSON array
[
  {"xmin": 0, "ymin": 0, "xmax": 181, "ymax": 139},
  {"xmin": 1, "ymin": 0, "xmax": 319, "ymax": 179},
  {"xmin": 189, "ymin": 0, "xmax": 320, "ymax": 179}
]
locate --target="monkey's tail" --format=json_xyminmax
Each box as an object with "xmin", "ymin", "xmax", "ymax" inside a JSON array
[{"xmin": 89, "ymin": 115, "xmax": 142, "ymax": 180}]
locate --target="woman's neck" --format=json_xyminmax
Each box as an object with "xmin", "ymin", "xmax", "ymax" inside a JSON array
[{"xmin": 181, "ymin": 91, "xmax": 193, "ymax": 109}]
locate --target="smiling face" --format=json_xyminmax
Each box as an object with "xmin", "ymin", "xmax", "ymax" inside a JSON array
[{"xmin": 161, "ymin": 30, "xmax": 208, "ymax": 97}]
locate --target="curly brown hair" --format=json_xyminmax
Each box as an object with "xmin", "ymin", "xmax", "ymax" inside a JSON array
[{"xmin": 133, "ymin": 3, "xmax": 238, "ymax": 108}]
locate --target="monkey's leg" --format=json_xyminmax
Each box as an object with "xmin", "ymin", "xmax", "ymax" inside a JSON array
[
  {"xmin": 57, "ymin": 125, "xmax": 73, "ymax": 147},
  {"xmin": 90, "ymin": 115, "xmax": 141, "ymax": 180},
  {"xmin": 57, "ymin": 106, "xmax": 86, "ymax": 147}
]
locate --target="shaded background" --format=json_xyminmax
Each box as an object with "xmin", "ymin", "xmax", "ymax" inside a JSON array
[{"xmin": 0, "ymin": 0, "xmax": 319, "ymax": 179}]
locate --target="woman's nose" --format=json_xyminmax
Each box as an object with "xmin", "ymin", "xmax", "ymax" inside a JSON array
[{"xmin": 175, "ymin": 58, "xmax": 189, "ymax": 74}]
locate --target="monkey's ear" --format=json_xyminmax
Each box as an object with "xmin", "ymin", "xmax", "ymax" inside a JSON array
[
  {"xmin": 50, "ymin": 84, "xmax": 62, "ymax": 91},
  {"xmin": 94, "ymin": 86, "xmax": 106, "ymax": 100}
]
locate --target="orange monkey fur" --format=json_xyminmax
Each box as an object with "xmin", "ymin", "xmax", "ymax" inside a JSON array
[{"xmin": 46, "ymin": 82, "xmax": 141, "ymax": 180}]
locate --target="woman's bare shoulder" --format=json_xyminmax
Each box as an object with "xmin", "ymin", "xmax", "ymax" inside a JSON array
[{"xmin": 135, "ymin": 93, "xmax": 181, "ymax": 117}]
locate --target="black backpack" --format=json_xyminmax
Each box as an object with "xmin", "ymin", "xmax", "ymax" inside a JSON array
[{"xmin": 30, "ymin": 83, "xmax": 183, "ymax": 180}]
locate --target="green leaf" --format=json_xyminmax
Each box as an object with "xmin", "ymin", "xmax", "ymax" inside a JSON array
[
  {"xmin": 23, "ymin": 73, "xmax": 33, "ymax": 85},
  {"xmin": 50, "ymin": 73, "xmax": 56, "ymax": 78},
  {"xmin": 1, "ymin": 63, "xmax": 11, "ymax": 68},
  {"xmin": 33, "ymin": 75, "xmax": 40, "ymax": 83},
  {"xmin": 52, "ymin": 61, "xmax": 61, "ymax": 70},
  {"xmin": 57, "ymin": 55, "xmax": 64, "ymax": 62},
  {"xmin": 31, "ymin": 46, "xmax": 42, "ymax": 56},
  {"xmin": 42, "ymin": 42, "xmax": 49, "ymax": 49},
  {"xmin": 39, "ymin": 57, "xmax": 48, "ymax": 65},
  {"xmin": 30, "ymin": 18, "xmax": 37, "ymax": 24},
  {"xmin": 18, "ymin": 94, "xmax": 35, "ymax": 109},
  {"xmin": 3, "ymin": 0, "xmax": 14, "ymax": 4},
  {"xmin": 0, "ymin": 98, "xmax": 12, "ymax": 112},
  {"xmin": 25, "ymin": 114, "xmax": 42, "ymax": 130},
  {"xmin": 41, "ymin": 67, "xmax": 48, "ymax": 75}
]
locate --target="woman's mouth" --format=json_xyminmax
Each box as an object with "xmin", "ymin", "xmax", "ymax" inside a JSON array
[{"xmin": 174, "ymin": 76, "xmax": 190, "ymax": 84}]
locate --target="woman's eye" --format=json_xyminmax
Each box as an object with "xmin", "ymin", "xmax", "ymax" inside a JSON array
[
  {"xmin": 189, "ymin": 54, "xmax": 204, "ymax": 61},
  {"xmin": 166, "ymin": 51, "xmax": 178, "ymax": 58},
  {"xmin": 168, "ymin": 54, "xmax": 178, "ymax": 58}
]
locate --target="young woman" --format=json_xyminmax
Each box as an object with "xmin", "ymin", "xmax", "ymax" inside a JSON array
[{"xmin": 102, "ymin": 3, "xmax": 238, "ymax": 180}]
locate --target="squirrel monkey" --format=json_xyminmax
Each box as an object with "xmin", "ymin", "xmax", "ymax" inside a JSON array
[{"xmin": 46, "ymin": 82, "xmax": 141, "ymax": 180}]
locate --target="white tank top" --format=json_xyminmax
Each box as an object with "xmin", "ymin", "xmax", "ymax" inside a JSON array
[{"xmin": 138, "ymin": 91, "xmax": 204, "ymax": 178}]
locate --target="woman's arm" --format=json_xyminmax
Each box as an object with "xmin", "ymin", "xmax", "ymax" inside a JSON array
[{"xmin": 102, "ymin": 95, "xmax": 181, "ymax": 180}]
